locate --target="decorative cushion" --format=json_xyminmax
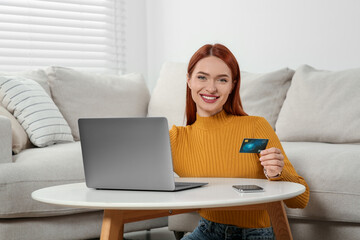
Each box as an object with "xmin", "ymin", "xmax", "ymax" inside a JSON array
[
  {"xmin": 148, "ymin": 62, "xmax": 188, "ymax": 128},
  {"xmin": 276, "ymin": 65, "xmax": 360, "ymax": 143},
  {"xmin": 0, "ymin": 76, "xmax": 74, "ymax": 147},
  {"xmin": 148, "ymin": 62, "xmax": 294, "ymax": 129},
  {"xmin": 0, "ymin": 69, "xmax": 51, "ymax": 153},
  {"xmin": 47, "ymin": 66, "xmax": 150, "ymax": 140},
  {"xmin": 0, "ymin": 105, "xmax": 32, "ymax": 154},
  {"xmin": 240, "ymin": 68, "xmax": 294, "ymax": 129}
]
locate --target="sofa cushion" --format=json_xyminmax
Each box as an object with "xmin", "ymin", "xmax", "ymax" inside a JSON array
[
  {"xmin": 0, "ymin": 76, "xmax": 74, "ymax": 147},
  {"xmin": 281, "ymin": 141, "xmax": 360, "ymax": 223},
  {"xmin": 148, "ymin": 62, "xmax": 294, "ymax": 129},
  {"xmin": 240, "ymin": 68, "xmax": 294, "ymax": 129},
  {"xmin": 0, "ymin": 69, "xmax": 51, "ymax": 97},
  {"xmin": 0, "ymin": 142, "xmax": 90, "ymax": 218},
  {"xmin": 0, "ymin": 69, "xmax": 50, "ymax": 153},
  {"xmin": 148, "ymin": 62, "xmax": 188, "ymax": 127},
  {"xmin": 47, "ymin": 67, "xmax": 150, "ymax": 140},
  {"xmin": 0, "ymin": 106, "xmax": 32, "ymax": 154},
  {"xmin": 276, "ymin": 65, "xmax": 360, "ymax": 143}
]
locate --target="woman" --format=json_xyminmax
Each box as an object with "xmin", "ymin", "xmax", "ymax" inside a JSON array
[{"xmin": 169, "ymin": 44, "xmax": 309, "ymax": 240}]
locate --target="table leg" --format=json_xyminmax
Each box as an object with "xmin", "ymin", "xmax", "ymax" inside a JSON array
[
  {"xmin": 100, "ymin": 210, "xmax": 124, "ymax": 240},
  {"xmin": 265, "ymin": 201, "xmax": 292, "ymax": 240},
  {"xmin": 100, "ymin": 209, "xmax": 198, "ymax": 240},
  {"xmin": 99, "ymin": 202, "xmax": 292, "ymax": 240},
  {"xmin": 205, "ymin": 201, "xmax": 293, "ymax": 240}
]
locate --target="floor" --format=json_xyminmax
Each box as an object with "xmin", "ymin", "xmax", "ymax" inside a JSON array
[
  {"xmin": 88, "ymin": 227, "xmax": 180, "ymax": 240},
  {"xmin": 123, "ymin": 227, "xmax": 177, "ymax": 240}
]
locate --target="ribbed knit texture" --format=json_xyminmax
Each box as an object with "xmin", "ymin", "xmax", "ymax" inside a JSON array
[{"xmin": 169, "ymin": 110, "xmax": 309, "ymax": 228}]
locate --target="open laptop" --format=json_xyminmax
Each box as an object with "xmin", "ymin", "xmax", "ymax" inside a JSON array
[{"xmin": 78, "ymin": 117, "xmax": 207, "ymax": 191}]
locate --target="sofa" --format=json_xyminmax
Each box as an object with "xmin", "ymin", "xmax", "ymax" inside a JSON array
[
  {"xmin": 0, "ymin": 62, "xmax": 359, "ymax": 240},
  {"xmin": 0, "ymin": 67, "xmax": 167, "ymax": 240}
]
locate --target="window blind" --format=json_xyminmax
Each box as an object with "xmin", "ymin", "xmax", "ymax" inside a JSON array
[{"xmin": 0, "ymin": 0, "xmax": 125, "ymax": 73}]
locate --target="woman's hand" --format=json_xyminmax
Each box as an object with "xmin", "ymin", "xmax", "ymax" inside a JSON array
[{"xmin": 259, "ymin": 147, "xmax": 284, "ymax": 178}]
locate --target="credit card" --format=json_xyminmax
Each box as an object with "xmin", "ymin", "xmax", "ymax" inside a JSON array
[{"xmin": 239, "ymin": 138, "xmax": 269, "ymax": 153}]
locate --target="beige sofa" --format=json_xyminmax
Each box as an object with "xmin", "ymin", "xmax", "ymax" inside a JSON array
[
  {"xmin": 0, "ymin": 67, "xmax": 167, "ymax": 240},
  {"xmin": 147, "ymin": 63, "xmax": 360, "ymax": 240},
  {"xmin": 1, "ymin": 63, "xmax": 359, "ymax": 240}
]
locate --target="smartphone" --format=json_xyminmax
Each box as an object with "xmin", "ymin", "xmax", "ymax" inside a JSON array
[{"xmin": 232, "ymin": 185, "xmax": 264, "ymax": 193}]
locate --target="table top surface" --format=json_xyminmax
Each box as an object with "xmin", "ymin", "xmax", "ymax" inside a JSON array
[{"xmin": 32, "ymin": 178, "xmax": 305, "ymax": 210}]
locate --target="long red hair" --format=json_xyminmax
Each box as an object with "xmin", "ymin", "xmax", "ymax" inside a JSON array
[{"xmin": 186, "ymin": 43, "xmax": 248, "ymax": 125}]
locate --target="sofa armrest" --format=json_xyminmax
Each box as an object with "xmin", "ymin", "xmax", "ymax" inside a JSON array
[{"xmin": 0, "ymin": 116, "xmax": 12, "ymax": 163}]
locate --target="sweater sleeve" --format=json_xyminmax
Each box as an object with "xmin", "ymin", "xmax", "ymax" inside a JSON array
[
  {"xmin": 255, "ymin": 117, "xmax": 310, "ymax": 209},
  {"xmin": 169, "ymin": 125, "xmax": 179, "ymax": 173},
  {"xmin": 169, "ymin": 125, "xmax": 178, "ymax": 149}
]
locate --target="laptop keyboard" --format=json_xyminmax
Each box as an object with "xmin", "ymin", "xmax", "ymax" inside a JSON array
[
  {"xmin": 173, "ymin": 181, "xmax": 207, "ymax": 191},
  {"xmin": 175, "ymin": 182, "xmax": 198, "ymax": 187}
]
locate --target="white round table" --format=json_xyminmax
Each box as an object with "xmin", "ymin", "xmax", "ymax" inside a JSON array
[{"xmin": 32, "ymin": 177, "xmax": 305, "ymax": 240}]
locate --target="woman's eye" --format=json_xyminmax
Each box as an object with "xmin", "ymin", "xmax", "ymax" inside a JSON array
[
  {"xmin": 197, "ymin": 75, "xmax": 206, "ymax": 80},
  {"xmin": 219, "ymin": 78, "xmax": 228, "ymax": 83}
]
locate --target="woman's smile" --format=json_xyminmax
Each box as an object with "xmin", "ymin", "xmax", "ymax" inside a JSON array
[{"xmin": 200, "ymin": 94, "xmax": 220, "ymax": 103}]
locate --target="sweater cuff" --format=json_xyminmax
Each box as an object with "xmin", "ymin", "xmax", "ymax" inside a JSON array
[{"xmin": 263, "ymin": 168, "xmax": 281, "ymax": 180}]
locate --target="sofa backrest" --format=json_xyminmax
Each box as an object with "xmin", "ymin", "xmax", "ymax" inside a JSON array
[
  {"xmin": 275, "ymin": 64, "xmax": 360, "ymax": 143},
  {"xmin": 149, "ymin": 62, "xmax": 360, "ymax": 144},
  {"xmin": 0, "ymin": 67, "xmax": 151, "ymax": 154},
  {"xmin": 46, "ymin": 66, "xmax": 150, "ymax": 141}
]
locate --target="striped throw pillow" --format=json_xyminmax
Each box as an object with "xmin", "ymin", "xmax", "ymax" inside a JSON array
[{"xmin": 0, "ymin": 76, "xmax": 73, "ymax": 147}]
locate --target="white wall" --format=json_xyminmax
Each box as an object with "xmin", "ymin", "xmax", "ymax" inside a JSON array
[
  {"xmin": 124, "ymin": 0, "xmax": 147, "ymax": 78},
  {"xmin": 145, "ymin": 0, "xmax": 360, "ymax": 92}
]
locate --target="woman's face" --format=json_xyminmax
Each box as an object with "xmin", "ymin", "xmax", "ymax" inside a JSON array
[{"xmin": 187, "ymin": 56, "xmax": 234, "ymax": 117}]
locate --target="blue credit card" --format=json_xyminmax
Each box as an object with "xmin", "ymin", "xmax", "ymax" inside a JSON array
[{"xmin": 239, "ymin": 138, "xmax": 269, "ymax": 153}]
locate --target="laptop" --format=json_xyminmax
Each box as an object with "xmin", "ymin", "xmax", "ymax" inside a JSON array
[{"xmin": 78, "ymin": 117, "xmax": 207, "ymax": 191}]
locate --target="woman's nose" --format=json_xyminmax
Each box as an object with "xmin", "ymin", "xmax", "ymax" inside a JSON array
[{"xmin": 206, "ymin": 81, "xmax": 217, "ymax": 93}]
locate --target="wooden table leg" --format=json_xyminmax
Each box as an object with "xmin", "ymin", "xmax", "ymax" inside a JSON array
[
  {"xmin": 100, "ymin": 209, "xmax": 198, "ymax": 240},
  {"xmin": 205, "ymin": 201, "xmax": 293, "ymax": 240},
  {"xmin": 265, "ymin": 201, "xmax": 293, "ymax": 240},
  {"xmin": 100, "ymin": 210, "xmax": 124, "ymax": 240}
]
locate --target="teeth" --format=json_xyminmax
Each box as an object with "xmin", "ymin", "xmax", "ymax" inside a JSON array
[{"xmin": 202, "ymin": 95, "xmax": 217, "ymax": 100}]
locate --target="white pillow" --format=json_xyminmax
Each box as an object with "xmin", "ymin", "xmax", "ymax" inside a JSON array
[
  {"xmin": 0, "ymin": 76, "xmax": 74, "ymax": 147},
  {"xmin": 240, "ymin": 68, "xmax": 294, "ymax": 129},
  {"xmin": 148, "ymin": 62, "xmax": 294, "ymax": 129},
  {"xmin": 47, "ymin": 66, "xmax": 150, "ymax": 140},
  {"xmin": 148, "ymin": 62, "xmax": 188, "ymax": 128},
  {"xmin": 276, "ymin": 65, "xmax": 360, "ymax": 143}
]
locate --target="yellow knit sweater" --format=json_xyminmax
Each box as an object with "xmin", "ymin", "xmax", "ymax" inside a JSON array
[{"xmin": 169, "ymin": 110, "xmax": 309, "ymax": 228}]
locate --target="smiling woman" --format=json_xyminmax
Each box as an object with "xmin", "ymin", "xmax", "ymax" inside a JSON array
[{"xmin": 169, "ymin": 43, "xmax": 310, "ymax": 240}]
